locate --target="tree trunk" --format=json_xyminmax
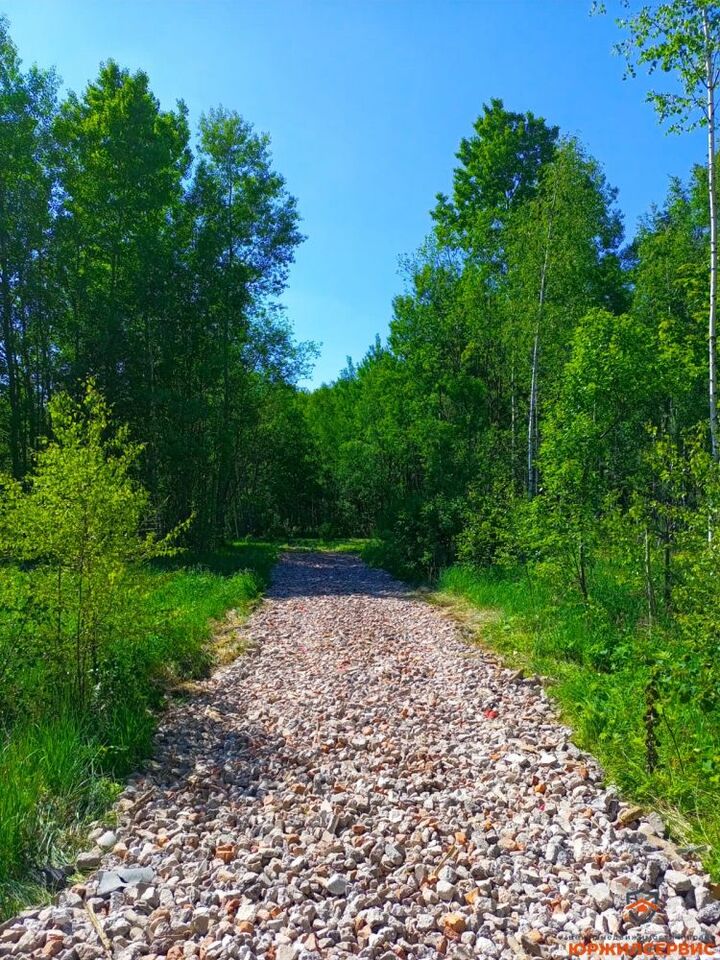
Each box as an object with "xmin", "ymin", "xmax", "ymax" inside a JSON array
[
  {"xmin": 527, "ymin": 242, "xmax": 550, "ymax": 498},
  {"xmin": 644, "ymin": 525, "xmax": 657, "ymax": 628},
  {"xmin": 527, "ymin": 185, "xmax": 556, "ymax": 499},
  {"xmin": 704, "ymin": 11, "xmax": 719, "ymax": 462},
  {"xmin": 527, "ymin": 329, "xmax": 540, "ymax": 497},
  {"xmin": 0, "ymin": 254, "xmax": 22, "ymax": 478},
  {"xmin": 510, "ymin": 355, "xmax": 517, "ymax": 491},
  {"xmin": 577, "ymin": 537, "xmax": 589, "ymax": 601}
]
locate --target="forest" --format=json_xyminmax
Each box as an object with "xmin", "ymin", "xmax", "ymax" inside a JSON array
[{"xmin": 2, "ymin": 1, "xmax": 720, "ymax": 916}]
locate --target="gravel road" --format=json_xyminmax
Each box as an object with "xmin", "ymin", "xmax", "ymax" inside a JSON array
[{"xmin": 2, "ymin": 552, "xmax": 719, "ymax": 959}]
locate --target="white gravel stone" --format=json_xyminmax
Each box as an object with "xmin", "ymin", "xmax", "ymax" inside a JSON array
[
  {"xmin": 95, "ymin": 830, "xmax": 117, "ymax": 851},
  {"xmin": 665, "ymin": 869, "xmax": 693, "ymax": 893},
  {"xmin": 324, "ymin": 873, "xmax": 347, "ymax": 896},
  {"xmin": 436, "ymin": 879, "xmax": 457, "ymax": 901},
  {"xmin": 588, "ymin": 882, "xmax": 613, "ymax": 910}
]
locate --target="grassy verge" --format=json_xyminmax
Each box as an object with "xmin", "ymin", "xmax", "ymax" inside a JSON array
[
  {"xmin": 0, "ymin": 541, "xmax": 276, "ymax": 920},
  {"xmin": 280, "ymin": 536, "xmax": 371, "ymax": 554},
  {"xmin": 436, "ymin": 563, "xmax": 720, "ymax": 879},
  {"xmin": 360, "ymin": 538, "xmax": 428, "ymax": 583}
]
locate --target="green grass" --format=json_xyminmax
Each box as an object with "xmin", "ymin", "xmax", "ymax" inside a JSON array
[
  {"xmin": 279, "ymin": 536, "xmax": 371, "ymax": 554},
  {"xmin": 437, "ymin": 563, "xmax": 720, "ymax": 879},
  {"xmin": 360, "ymin": 537, "xmax": 428, "ymax": 583},
  {"xmin": 0, "ymin": 541, "xmax": 277, "ymax": 919}
]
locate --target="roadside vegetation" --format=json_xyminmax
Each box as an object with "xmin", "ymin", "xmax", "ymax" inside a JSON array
[
  {"xmin": 437, "ymin": 563, "xmax": 720, "ymax": 880},
  {"xmin": 0, "ymin": 387, "xmax": 276, "ymax": 919}
]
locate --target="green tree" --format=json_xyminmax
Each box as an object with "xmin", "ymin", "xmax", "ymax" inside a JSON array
[
  {"xmin": 504, "ymin": 139, "xmax": 625, "ymax": 497},
  {"xmin": 616, "ymin": 0, "xmax": 720, "ymax": 458},
  {"xmin": 0, "ymin": 17, "xmax": 57, "ymax": 478},
  {"xmin": 433, "ymin": 98, "xmax": 558, "ymax": 261},
  {"xmin": 0, "ymin": 384, "xmax": 172, "ymax": 710},
  {"xmin": 53, "ymin": 59, "xmax": 190, "ymax": 511},
  {"xmin": 182, "ymin": 107, "xmax": 303, "ymax": 543},
  {"xmin": 535, "ymin": 309, "xmax": 655, "ymax": 598}
]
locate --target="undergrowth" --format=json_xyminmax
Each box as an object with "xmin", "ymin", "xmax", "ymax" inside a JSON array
[
  {"xmin": 437, "ymin": 562, "xmax": 720, "ymax": 880},
  {"xmin": 0, "ymin": 541, "xmax": 276, "ymax": 919}
]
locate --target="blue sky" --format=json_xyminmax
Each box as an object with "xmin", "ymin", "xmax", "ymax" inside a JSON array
[{"xmin": 2, "ymin": 0, "xmax": 705, "ymax": 386}]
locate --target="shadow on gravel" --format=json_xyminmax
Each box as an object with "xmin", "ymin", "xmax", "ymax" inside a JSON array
[
  {"xmin": 151, "ymin": 678, "xmax": 312, "ymax": 810},
  {"xmin": 268, "ymin": 551, "xmax": 408, "ymax": 600},
  {"xmin": 142, "ymin": 553, "xmax": 405, "ymax": 810}
]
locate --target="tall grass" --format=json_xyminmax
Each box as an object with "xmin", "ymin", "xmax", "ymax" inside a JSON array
[
  {"xmin": 438, "ymin": 563, "xmax": 720, "ymax": 879},
  {"xmin": 0, "ymin": 541, "xmax": 276, "ymax": 919}
]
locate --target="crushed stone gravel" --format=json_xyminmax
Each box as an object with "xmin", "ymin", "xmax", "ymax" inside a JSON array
[{"xmin": 2, "ymin": 552, "xmax": 718, "ymax": 958}]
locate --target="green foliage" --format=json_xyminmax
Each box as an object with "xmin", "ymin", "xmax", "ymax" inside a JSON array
[
  {"xmin": 0, "ymin": 538, "xmax": 276, "ymax": 918},
  {"xmin": 433, "ymin": 97, "xmax": 558, "ymax": 255},
  {"xmin": 615, "ymin": 1, "xmax": 720, "ymax": 134},
  {"xmin": 0, "ymin": 383, "xmax": 176, "ymax": 717},
  {"xmin": 0, "ymin": 16, "xmax": 57, "ymax": 479},
  {"xmin": 0, "ymin": 18, "xmax": 308, "ymax": 550},
  {"xmin": 438, "ymin": 563, "xmax": 720, "ymax": 877}
]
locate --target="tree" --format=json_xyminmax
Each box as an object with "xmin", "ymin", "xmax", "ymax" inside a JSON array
[
  {"xmin": 616, "ymin": 0, "xmax": 720, "ymax": 459},
  {"xmin": 184, "ymin": 107, "xmax": 303, "ymax": 543},
  {"xmin": 0, "ymin": 17, "xmax": 57, "ymax": 478},
  {"xmin": 433, "ymin": 98, "xmax": 558, "ymax": 263},
  {"xmin": 0, "ymin": 384, "xmax": 171, "ymax": 708},
  {"xmin": 503, "ymin": 140, "xmax": 625, "ymax": 497},
  {"xmin": 534, "ymin": 309, "xmax": 655, "ymax": 598},
  {"xmin": 53, "ymin": 60, "xmax": 190, "ymax": 494}
]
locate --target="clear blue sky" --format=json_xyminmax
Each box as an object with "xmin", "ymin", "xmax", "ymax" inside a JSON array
[{"xmin": 2, "ymin": 0, "xmax": 705, "ymax": 386}]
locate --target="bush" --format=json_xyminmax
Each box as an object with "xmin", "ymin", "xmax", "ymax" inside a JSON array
[{"xmin": 0, "ymin": 384, "xmax": 180, "ymax": 721}]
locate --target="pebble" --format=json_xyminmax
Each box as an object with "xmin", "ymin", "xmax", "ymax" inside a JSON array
[
  {"xmin": 75, "ymin": 851, "xmax": 102, "ymax": 871},
  {"xmin": 324, "ymin": 874, "xmax": 347, "ymax": 897},
  {"xmin": 95, "ymin": 831, "xmax": 117, "ymax": 851},
  {"xmin": 665, "ymin": 869, "xmax": 693, "ymax": 893}
]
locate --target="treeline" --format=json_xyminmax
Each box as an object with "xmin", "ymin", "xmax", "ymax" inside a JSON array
[
  {"xmin": 316, "ymin": 88, "xmax": 720, "ymax": 620},
  {"xmin": 306, "ymin": 97, "xmax": 711, "ymax": 587},
  {"xmin": 0, "ymin": 17, "xmax": 317, "ymax": 548}
]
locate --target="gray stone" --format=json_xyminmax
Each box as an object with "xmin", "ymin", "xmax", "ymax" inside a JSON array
[
  {"xmin": 96, "ymin": 831, "xmax": 118, "ymax": 851},
  {"xmin": 76, "ymin": 850, "xmax": 102, "ymax": 871},
  {"xmin": 665, "ymin": 870, "xmax": 692, "ymax": 893},
  {"xmin": 325, "ymin": 874, "xmax": 347, "ymax": 896},
  {"xmin": 96, "ymin": 871, "xmax": 126, "ymax": 897}
]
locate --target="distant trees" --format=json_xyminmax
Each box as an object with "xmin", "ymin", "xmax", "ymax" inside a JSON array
[
  {"xmin": 304, "ymin": 101, "xmax": 632, "ymax": 576},
  {"xmin": 304, "ymin": 80, "xmax": 720, "ymax": 647}
]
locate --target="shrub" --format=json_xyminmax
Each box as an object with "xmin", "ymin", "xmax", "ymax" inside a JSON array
[{"xmin": 0, "ymin": 383, "xmax": 177, "ymax": 721}]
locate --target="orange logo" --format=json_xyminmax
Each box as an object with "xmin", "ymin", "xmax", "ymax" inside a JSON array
[{"xmin": 624, "ymin": 889, "xmax": 660, "ymax": 916}]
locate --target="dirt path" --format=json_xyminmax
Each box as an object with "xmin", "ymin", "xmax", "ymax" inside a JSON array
[{"xmin": 2, "ymin": 552, "xmax": 718, "ymax": 959}]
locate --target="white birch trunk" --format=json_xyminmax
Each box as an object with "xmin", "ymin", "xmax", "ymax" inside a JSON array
[{"xmin": 704, "ymin": 10, "xmax": 719, "ymax": 462}]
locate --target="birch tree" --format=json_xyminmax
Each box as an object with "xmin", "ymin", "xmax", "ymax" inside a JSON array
[
  {"xmin": 616, "ymin": 0, "xmax": 720, "ymax": 459},
  {"xmin": 504, "ymin": 140, "xmax": 624, "ymax": 498}
]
